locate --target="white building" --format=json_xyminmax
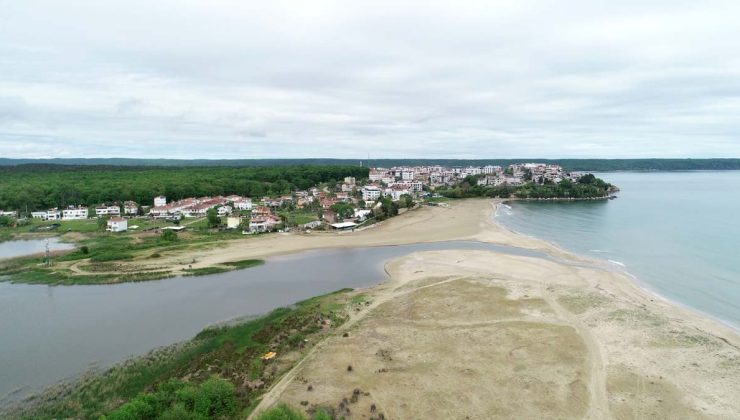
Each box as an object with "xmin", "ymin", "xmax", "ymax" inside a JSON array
[
  {"xmin": 154, "ymin": 196, "xmax": 167, "ymax": 207},
  {"xmin": 62, "ymin": 206, "xmax": 88, "ymax": 220},
  {"xmin": 95, "ymin": 205, "xmax": 121, "ymax": 217},
  {"xmin": 106, "ymin": 217, "xmax": 128, "ymax": 232},
  {"xmin": 0, "ymin": 210, "xmax": 17, "ymax": 217},
  {"xmin": 31, "ymin": 211, "xmax": 47, "ymax": 220},
  {"xmin": 123, "ymin": 201, "xmax": 139, "ymax": 215},
  {"xmin": 354, "ymin": 209, "xmax": 372, "ymax": 221},
  {"xmin": 233, "ymin": 198, "xmax": 253, "ymax": 211},
  {"xmin": 217, "ymin": 205, "xmax": 232, "ymax": 216},
  {"xmin": 361, "ymin": 186, "xmax": 382, "ymax": 201}
]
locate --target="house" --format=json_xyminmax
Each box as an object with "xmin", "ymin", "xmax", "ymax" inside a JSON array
[
  {"xmin": 62, "ymin": 206, "xmax": 88, "ymax": 220},
  {"xmin": 106, "ymin": 218, "xmax": 128, "ymax": 232},
  {"xmin": 0, "ymin": 210, "xmax": 17, "ymax": 217},
  {"xmin": 233, "ymin": 198, "xmax": 253, "ymax": 211},
  {"xmin": 123, "ymin": 201, "xmax": 139, "ymax": 215},
  {"xmin": 362, "ymin": 186, "xmax": 382, "ymax": 201},
  {"xmin": 252, "ymin": 206, "xmax": 272, "ymax": 217},
  {"xmin": 302, "ymin": 220, "xmax": 323, "ymax": 230},
  {"xmin": 154, "ymin": 196, "xmax": 167, "ymax": 207},
  {"xmin": 249, "ymin": 214, "xmax": 281, "ymax": 233},
  {"xmin": 31, "ymin": 211, "xmax": 47, "ymax": 220},
  {"xmin": 95, "ymin": 205, "xmax": 121, "ymax": 217},
  {"xmin": 217, "ymin": 205, "xmax": 232, "ymax": 216},
  {"xmin": 226, "ymin": 215, "xmax": 246, "ymax": 229}
]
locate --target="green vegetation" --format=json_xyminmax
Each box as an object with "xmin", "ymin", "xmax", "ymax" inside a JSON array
[
  {"xmin": 3, "ymin": 157, "xmax": 740, "ymax": 171},
  {"xmin": 0, "ymin": 164, "xmax": 368, "ymax": 213},
  {"xmin": 438, "ymin": 173, "xmax": 615, "ymax": 200},
  {"xmin": 224, "ymin": 259, "xmax": 265, "ymax": 269},
  {"xmin": 8, "ymin": 289, "xmax": 355, "ymax": 419},
  {"xmin": 255, "ymin": 404, "xmax": 332, "ymax": 420},
  {"xmin": 104, "ymin": 376, "xmax": 237, "ymax": 420}
]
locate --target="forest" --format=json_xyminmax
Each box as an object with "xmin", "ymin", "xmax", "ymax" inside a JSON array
[
  {"xmin": 2, "ymin": 158, "xmax": 739, "ymax": 171},
  {"xmin": 438, "ymin": 173, "xmax": 615, "ymax": 199},
  {"xmin": 0, "ymin": 165, "xmax": 368, "ymax": 212}
]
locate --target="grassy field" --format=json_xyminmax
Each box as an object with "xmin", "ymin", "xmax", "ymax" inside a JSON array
[
  {"xmin": 0, "ymin": 218, "xmax": 263, "ymax": 285},
  {"xmin": 4, "ymin": 288, "xmax": 359, "ymax": 420}
]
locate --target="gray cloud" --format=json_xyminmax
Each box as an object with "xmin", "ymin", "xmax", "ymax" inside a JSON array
[{"xmin": 1, "ymin": 0, "xmax": 739, "ymax": 159}]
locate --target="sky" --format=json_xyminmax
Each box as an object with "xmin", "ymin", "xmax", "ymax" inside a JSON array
[{"xmin": 1, "ymin": 0, "xmax": 739, "ymax": 159}]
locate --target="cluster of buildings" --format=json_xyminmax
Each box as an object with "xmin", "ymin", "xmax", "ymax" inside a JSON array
[
  {"xmin": 9, "ymin": 163, "xmax": 585, "ymax": 235},
  {"xmin": 368, "ymin": 163, "xmax": 581, "ymax": 189}
]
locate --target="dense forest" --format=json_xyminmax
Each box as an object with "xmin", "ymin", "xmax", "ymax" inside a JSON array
[
  {"xmin": 438, "ymin": 174, "xmax": 615, "ymax": 199},
  {"xmin": 1, "ymin": 158, "xmax": 739, "ymax": 171},
  {"xmin": 0, "ymin": 165, "xmax": 368, "ymax": 212}
]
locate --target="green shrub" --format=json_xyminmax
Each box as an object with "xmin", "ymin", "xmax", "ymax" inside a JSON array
[{"xmin": 256, "ymin": 404, "xmax": 306, "ymax": 420}]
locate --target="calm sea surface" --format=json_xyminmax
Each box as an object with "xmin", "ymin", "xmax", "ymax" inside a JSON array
[{"xmin": 495, "ymin": 171, "xmax": 740, "ymax": 329}]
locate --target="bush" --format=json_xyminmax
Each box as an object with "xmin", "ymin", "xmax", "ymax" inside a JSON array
[
  {"xmin": 104, "ymin": 376, "xmax": 236, "ymax": 420},
  {"xmin": 256, "ymin": 404, "xmax": 306, "ymax": 420},
  {"xmin": 160, "ymin": 229, "xmax": 178, "ymax": 242}
]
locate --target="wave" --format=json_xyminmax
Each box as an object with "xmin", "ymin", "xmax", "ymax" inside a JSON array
[{"xmin": 608, "ymin": 259, "xmax": 626, "ymax": 267}]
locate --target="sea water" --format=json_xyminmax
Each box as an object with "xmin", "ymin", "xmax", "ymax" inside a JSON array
[{"xmin": 495, "ymin": 171, "xmax": 740, "ymax": 329}]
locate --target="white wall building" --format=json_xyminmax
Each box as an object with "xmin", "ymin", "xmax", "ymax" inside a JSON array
[
  {"xmin": 62, "ymin": 207, "xmax": 88, "ymax": 220},
  {"xmin": 106, "ymin": 218, "xmax": 128, "ymax": 232},
  {"xmin": 233, "ymin": 198, "xmax": 253, "ymax": 210},
  {"xmin": 154, "ymin": 196, "xmax": 167, "ymax": 207},
  {"xmin": 361, "ymin": 186, "xmax": 382, "ymax": 201},
  {"xmin": 95, "ymin": 205, "xmax": 121, "ymax": 217}
]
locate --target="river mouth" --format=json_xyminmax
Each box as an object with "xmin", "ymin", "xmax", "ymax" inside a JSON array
[{"xmin": 0, "ymin": 240, "xmax": 545, "ymax": 405}]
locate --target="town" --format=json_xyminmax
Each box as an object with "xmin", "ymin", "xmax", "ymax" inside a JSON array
[{"xmin": 0, "ymin": 163, "xmax": 586, "ymax": 235}]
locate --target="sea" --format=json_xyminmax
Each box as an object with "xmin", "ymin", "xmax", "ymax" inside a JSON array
[{"xmin": 495, "ymin": 171, "xmax": 740, "ymax": 330}]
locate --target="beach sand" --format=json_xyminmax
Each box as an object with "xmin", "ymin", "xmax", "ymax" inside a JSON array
[{"xmin": 236, "ymin": 199, "xmax": 740, "ymax": 419}]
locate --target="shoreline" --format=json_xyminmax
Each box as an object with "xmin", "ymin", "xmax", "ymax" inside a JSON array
[{"xmin": 489, "ymin": 201, "xmax": 740, "ymax": 336}]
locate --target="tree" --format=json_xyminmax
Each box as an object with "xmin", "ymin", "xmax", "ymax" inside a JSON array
[
  {"xmin": 0, "ymin": 215, "xmax": 12, "ymax": 227},
  {"xmin": 97, "ymin": 216, "xmax": 109, "ymax": 231},
  {"xmin": 206, "ymin": 208, "xmax": 220, "ymax": 228},
  {"xmin": 330, "ymin": 202, "xmax": 354, "ymax": 219},
  {"xmin": 399, "ymin": 194, "xmax": 414, "ymax": 208}
]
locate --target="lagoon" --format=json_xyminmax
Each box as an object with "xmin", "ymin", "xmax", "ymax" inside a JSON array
[{"xmin": 0, "ymin": 240, "xmax": 542, "ymax": 404}]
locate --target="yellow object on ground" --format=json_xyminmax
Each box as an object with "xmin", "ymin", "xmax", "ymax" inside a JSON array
[{"xmin": 261, "ymin": 351, "xmax": 277, "ymax": 361}]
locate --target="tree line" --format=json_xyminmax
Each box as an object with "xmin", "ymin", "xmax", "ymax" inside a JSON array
[
  {"xmin": 0, "ymin": 165, "xmax": 368, "ymax": 212},
  {"xmin": 438, "ymin": 174, "xmax": 615, "ymax": 199}
]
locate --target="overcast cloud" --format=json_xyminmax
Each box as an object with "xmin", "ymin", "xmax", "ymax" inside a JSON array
[{"xmin": 1, "ymin": 0, "xmax": 739, "ymax": 159}]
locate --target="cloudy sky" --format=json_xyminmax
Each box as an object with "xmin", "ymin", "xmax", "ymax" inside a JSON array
[{"xmin": 1, "ymin": 1, "xmax": 739, "ymax": 159}]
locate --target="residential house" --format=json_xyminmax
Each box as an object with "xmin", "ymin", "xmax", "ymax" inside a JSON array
[
  {"xmin": 123, "ymin": 201, "xmax": 139, "ymax": 215},
  {"xmin": 31, "ymin": 211, "xmax": 48, "ymax": 220},
  {"xmin": 249, "ymin": 214, "xmax": 281, "ymax": 233},
  {"xmin": 106, "ymin": 218, "xmax": 128, "ymax": 232},
  {"xmin": 154, "ymin": 196, "xmax": 167, "ymax": 207},
  {"xmin": 95, "ymin": 205, "xmax": 121, "ymax": 217},
  {"xmin": 226, "ymin": 215, "xmax": 246, "ymax": 229},
  {"xmin": 62, "ymin": 206, "xmax": 88, "ymax": 220},
  {"xmin": 217, "ymin": 205, "xmax": 232, "ymax": 216},
  {"xmin": 233, "ymin": 198, "xmax": 253, "ymax": 211}
]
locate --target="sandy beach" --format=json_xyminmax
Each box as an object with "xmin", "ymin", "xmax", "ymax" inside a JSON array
[{"xmin": 226, "ymin": 199, "xmax": 740, "ymax": 419}]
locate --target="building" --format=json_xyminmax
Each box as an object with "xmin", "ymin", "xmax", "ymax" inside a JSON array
[
  {"xmin": 31, "ymin": 211, "xmax": 47, "ymax": 220},
  {"xmin": 354, "ymin": 209, "xmax": 372, "ymax": 221},
  {"xmin": 123, "ymin": 201, "xmax": 139, "ymax": 215},
  {"xmin": 106, "ymin": 217, "xmax": 128, "ymax": 232},
  {"xmin": 62, "ymin": 206, "xmax": 88, "ymax": 220},
  {"xmin": 362, "ymin": 186, "xmax": 382, "ymax": 202},
  {"xmin": 95, "ymin": 205, "xmax": 121, "ymax": 217},
  {"xmin": 226, "ymin": 215, "xmax": 246, "ymax": 229},
  {"xmin": 0, "ymin": 210, "xmax": 17, "ymax": 217},
  {"xmin": 233, "ymin": 198, "xmax": 253, "ymax": 211},
  {"xmin": 154, "ymin": 196, "xmax": 167, "ymax": 207},
  {"xmin": 249, "ymin": 215, "xmax": 281, "ymax": 233}
]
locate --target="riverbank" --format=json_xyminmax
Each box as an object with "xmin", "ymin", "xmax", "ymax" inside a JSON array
[{"xmin": 249, "ymin": 199, "xmax": 740, "ymax": 419}]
